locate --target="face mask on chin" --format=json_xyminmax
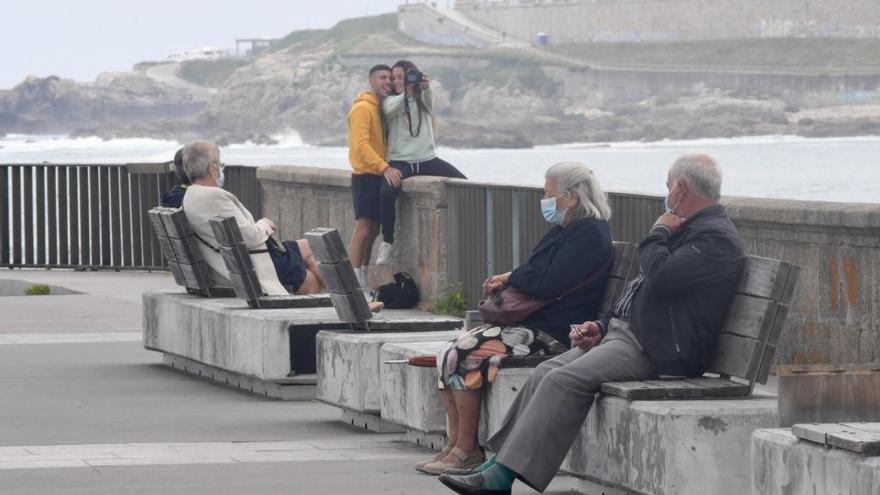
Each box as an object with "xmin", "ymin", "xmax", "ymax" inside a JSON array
[{"xmin": 540, "ymin": 194, "xmax": 568, "ymax": 225}]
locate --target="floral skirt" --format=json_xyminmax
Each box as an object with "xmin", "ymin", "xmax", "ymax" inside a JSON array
[{"xmin": 436, "ymin": 324, "xmax": 568, "ymax": 391}]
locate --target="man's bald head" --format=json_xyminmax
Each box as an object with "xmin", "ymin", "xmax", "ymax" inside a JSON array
[{"xmin": 669, "ymin": 154, "xmax": 722, "ymax": 203}]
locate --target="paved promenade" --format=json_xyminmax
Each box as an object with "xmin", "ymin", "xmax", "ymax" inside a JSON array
[{"xmin": 0, "ymin": 269, "xmax": 579, "ymax": 494}]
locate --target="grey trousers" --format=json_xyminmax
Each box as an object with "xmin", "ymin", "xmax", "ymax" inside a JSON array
[{"xmin": 486, "ymin": 319, "xmax": 657, "ymax": 492}]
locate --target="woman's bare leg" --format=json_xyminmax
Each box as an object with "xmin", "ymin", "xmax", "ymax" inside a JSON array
[
  {"xmin": 440, "ymin": 389, "xmax": 459, "ymax": 450},
  {"xmin": 441, "ymin": 389, "xmax": 481, "ymax": 460}
]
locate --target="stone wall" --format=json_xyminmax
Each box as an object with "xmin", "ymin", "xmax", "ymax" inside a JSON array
[
  {"xmin": 257, "ymin": 166, "xmax": 451, "ymax": 304},
  {"xmin": 456, "ymin": 0, "xmax": 880, "ymax": 43},
  {"xmin": 258, "ymin": 166, "xmax": 880, "ymax": 365},
  {"xmin": 398, "ymin": 4, "xmax": 491, "ymax": 48},
  {"xmin": 724, "ymin": 197, "xmax": 880, "ymax": 365}
]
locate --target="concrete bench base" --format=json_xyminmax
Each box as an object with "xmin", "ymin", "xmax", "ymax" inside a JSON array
[
  {"xmin": 163, "ymin": 354, "xmax": 316, "ymax": 401},
  {"xmin": 752, "ymin": 428, "xmax": 880, "ymax": 495},
  {"xmin": 145, "ymin": 290, "xmax": 460, "ymax": 400},
  {"xmin": 340, "ymin": 409, "xmax": 406, "ymax": 434},
  {"xmin": 316, "ymin": 330, "xmax": 460, "ymax": 415},
  {"xmin": 482, "ymin": 369, "xmax": 779, "ymax": 495},
  {"xmin": 380, "ymin": 341, "xmax": 450, "ymax": 435}
]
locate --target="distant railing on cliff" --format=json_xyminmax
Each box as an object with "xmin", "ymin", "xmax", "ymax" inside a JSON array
[
  {"xmin": 445, "ymin": 180, "xmax": 663, "ymax": 306},
  {"xmin": 0, "ymin": 163, "xmax": 262, "ymax": 270}
]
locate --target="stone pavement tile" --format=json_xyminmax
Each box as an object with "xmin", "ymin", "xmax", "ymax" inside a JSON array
[
  {"xmin": 0, "ymin": 332, "xmax": 142, "ymax": 345},
  {"xmin": 85, "ymin": 456, "xmax": 239, "ymax": 467},
  {"xmin": 0, "ymin": 458, "xmax": 583, "ymax": 494},
  {"xmin": 0, "ymin": 459, "xmax": 91, "ymax": 470},
  {"xmin": 22, "ymin": 444, "xmax": 131, "ymax": 455},
  {"xmin": 0, "ymin": 295, "xmax": 142, "ymax": 334}
]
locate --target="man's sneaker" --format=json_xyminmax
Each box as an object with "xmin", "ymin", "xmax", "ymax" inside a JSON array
[{"xmin": 376, "ymin": 242, "xmax": 394, "ymax": 265}]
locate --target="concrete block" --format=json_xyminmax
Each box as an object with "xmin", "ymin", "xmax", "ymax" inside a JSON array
[
  {"xmin": 484, "ymin": 368, "xmax": 779, "ymax": 495},
  {"xmin": 379, "ymin": 341, "xmax": 448, "ymax": 434},
  {"xmin": 752, "ymin": 428, "xmax": 880, "ymax": 495},
  {"xmin": 316, "ymin": 330, "xmax": 459, "ymax": 414},
  {"xmin": 566, "ymin": 396, "xmax": 779, "ymax": 495}
]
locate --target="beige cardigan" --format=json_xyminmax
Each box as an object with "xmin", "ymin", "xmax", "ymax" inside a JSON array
[{"xmin": 182, "ymin": 184, "xmax": 287, "ymax": 296}]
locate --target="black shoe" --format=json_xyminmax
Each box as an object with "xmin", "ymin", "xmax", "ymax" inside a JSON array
[
  {"xmin": 438, "ymin": 473, "xmax": 511, "ymax": 495},
  {"xmin": 442, "ymin": 466, "xmax": 475, "ymax": 476}
]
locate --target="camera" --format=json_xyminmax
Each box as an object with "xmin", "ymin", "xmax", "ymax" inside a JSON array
[{"xmin": 404, "ymin": 68, "xmax": 423, "ymax": 85}]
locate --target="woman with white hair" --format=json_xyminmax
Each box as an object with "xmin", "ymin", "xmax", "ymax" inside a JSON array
[
  {"xmin": 415, "ymin": 162, "xmax": 614, "ymax": 475},
  {"xmin": 181, "ymin": 141, "xmax": 324, "ymax": 295}
]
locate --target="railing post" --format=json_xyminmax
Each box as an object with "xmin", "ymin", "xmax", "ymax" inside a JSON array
[
  {"xmin": 511, "ymin": 190, "xmax": 520, "ymax": 267},
  {"xmin": 0, "ymin": 166, "xmax": 8, "ymax": 265},
  {"xmin": 485, "ymin": 188, "xmax": 494, "ymax": 278}
]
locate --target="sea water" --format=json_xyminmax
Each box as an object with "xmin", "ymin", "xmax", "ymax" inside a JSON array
[{"xmin": 1, "ymin": 132, "xmax": 877, "ymax": 203}]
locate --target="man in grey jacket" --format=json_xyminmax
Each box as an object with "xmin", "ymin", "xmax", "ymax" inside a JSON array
[{"xmin": 439, "ymin": 154, "xmax": 745, "ymax": 495}]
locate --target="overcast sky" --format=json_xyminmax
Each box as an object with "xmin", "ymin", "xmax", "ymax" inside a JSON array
[{"xmin": 0, "ymin": 0, "xmax": 409, "ymax": 89}]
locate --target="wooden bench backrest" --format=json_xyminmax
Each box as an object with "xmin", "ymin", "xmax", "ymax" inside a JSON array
[
  {"xmin": 597, "ymin": 241, "xmax": 639, "ymax": 319},
  {"xmin": 305, "ymin": 228, "xmax": 372, "ymax": 326},
  {"xmin": 147, "ymin": 207, "xmax": 216, "ymax": 296},
  {"xmin": 710, "ymin": 256, "xmax": 800, "ymax": 390},
  {"xmin": 208, "ymin": 216, "xmax": 268, "ymax": 308}
]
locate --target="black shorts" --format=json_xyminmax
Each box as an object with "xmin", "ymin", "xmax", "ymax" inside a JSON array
[{"xmin": 351, "ymin": 173, "xmax": 382, "ymax": 222}]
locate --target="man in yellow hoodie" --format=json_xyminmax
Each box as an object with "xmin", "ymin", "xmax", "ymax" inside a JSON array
[{"xmin": 348, "ymin": 64, "xmax": 401, "ymax": 290}]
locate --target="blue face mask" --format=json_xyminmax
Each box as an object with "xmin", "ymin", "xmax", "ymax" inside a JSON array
[
  {"xmin": 664, "ymin": 184, "xmax": 680, "ymax": 214},
  {"xmin": 540, "ymin": 195, "xmax": 568, "ymax": 225}
]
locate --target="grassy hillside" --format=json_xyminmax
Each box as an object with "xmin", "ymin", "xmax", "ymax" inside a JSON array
[
  {"xmin": 270, "ymin": 13, "xmax": 418, "ymax": 54},
  {"xmin": 178, "ymin": 59, "xmax": 248, "ymax": 87}
]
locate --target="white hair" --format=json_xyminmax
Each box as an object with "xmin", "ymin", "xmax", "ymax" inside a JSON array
[
  {"xmin": 545, "ymin": 162, "xmax": 612, "ymax": 221},
  {"xmin": 669, "ymin": 154, "xmax": 722, "ymax": 203},
  {"xmin": 181, "ymin": 141, "xmax": 220, "ymax": 181}
]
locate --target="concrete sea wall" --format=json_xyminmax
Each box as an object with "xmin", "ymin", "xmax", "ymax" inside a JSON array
[{"xmin": 455, "ymin": 0, "xmax": 880, "ymax": 44}]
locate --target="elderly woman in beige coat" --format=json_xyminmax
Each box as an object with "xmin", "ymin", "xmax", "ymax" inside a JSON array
[{"xmin": 180, "ymin": 141, "xmax": 323, "ymax": 295}]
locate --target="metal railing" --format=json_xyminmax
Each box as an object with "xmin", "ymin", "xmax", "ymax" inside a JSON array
[
  {"xmin": 445, "ymin": 180, "xmax": 663, "ymax": 308},
  {"xmin": 0, "ymin": 163, "xmax": 262, "ymax": 270}
]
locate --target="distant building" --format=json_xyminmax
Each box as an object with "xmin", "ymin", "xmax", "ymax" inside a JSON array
[{"xmin": 168, "ymin": 47, "xmax": 230, "ymax": 62}]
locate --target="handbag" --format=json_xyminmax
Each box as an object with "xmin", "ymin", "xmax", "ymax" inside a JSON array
[{"xmin": 478, "ymin": 257, "xmax": 612, "ymax": 327}]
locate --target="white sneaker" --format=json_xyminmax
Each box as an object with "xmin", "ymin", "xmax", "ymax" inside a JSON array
[{"xmin": 376, "ymin": 242, "xmax": 394, "ymax": 265}]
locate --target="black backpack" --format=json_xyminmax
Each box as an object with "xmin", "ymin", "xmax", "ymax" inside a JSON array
[{"xmin": 376, "ymin": 272, "xmax": 420, "ymax": 309}]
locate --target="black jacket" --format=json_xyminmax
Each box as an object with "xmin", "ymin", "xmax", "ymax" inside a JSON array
[
  {"xmin": 509, "ymin": 217, "xmax": 613, "ymax": 345},
  {"xmin": 604, "ymin": 205, "xmax": 744, "ymax": 377}
]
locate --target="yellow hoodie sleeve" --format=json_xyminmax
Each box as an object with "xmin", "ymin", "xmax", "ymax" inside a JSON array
[{"xmin": 349, "ymin": 104, "xmax": 388, "ymax": 174}]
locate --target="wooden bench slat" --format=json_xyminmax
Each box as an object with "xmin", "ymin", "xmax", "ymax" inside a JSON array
[
  {"xmin": 598, "ymin": 277, "xmax": 627, "ymax": 318},
  {"xmin": 159, "ymin": 209, "xmax": 193, "ymax": 239},
  {"xmin": 366, "ymin": 319, "xmax": 462, "ymax": 332},
  {"xmin": 641, "ymin": 379, "xmax": 706, "ymax": 398},
  {"xmin": 722, "ymin": 295, "xmax": 779, "ymax": 340},
  {"xmin": 156, "ymin": 236, "xmax": 177, "ymax": 262},
  {"xmin": 793, "ymin": 423, "xmax": 880, "ymax": 455},
  {"xmin": 600, "ymin": 381, "xmax": 669, "ymax": 400},
  {"xmin": 781, "ymin": 264, "xmax": 801, "ymax": 306},
  {"xmin": 683, "ymin": 377, "xmax": 751, "ymax": 397},
  {"xmin": 147, "ymin": 209, "xmax": 169, "ymax": 237},
  {"xmin": 255, "ymin": 295, "xmax": 332, "ymax": 309},
  {"xmin": 166, "ymin": 261, "xmax": 187, "ymax": 287},
  {"xmin": 710, "ymin": 333, "xmax": 763, "ymax": 382},
  {"xmin": 305, "ymin": 228, "xmax": 348, "ymax": 264},
  {"xmin": 329, "ymin": 292, "xmax": 372, "ymax": 324},
  {"xmin": 610, "ymin": 242, "xmax": 638, "ymax": 279},
  {"xmin": 219, "ymin": 245, "xmax": 254, "ymax": 275},
  {"xmin": 736, "ymin": 257, "xmax": 790, "ymax": 300},
  {"xmin": 178, "ymin": 261, "xmax": 212, "ymax": 291},
  {"xmin": 229, "ymin": 271, "xmax": 263, "ymax": 305},
  {"xmin": 501, "ymin": 355, "xmax": 556, "ymax": 368},
  {"xmin": 318, "ymin": 260, "xmax": 360, "ymax": 295}
]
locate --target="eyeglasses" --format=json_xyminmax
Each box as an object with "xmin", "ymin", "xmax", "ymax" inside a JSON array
[{"xmin": 542, "ymin": 191, "xmax": 568, "ymax": 200}]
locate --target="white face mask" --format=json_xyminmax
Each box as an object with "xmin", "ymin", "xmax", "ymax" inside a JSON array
[
  {"xmin": 213, "ymin": 164, "xmax": 225, "ymax": 188},
  {"xmin": 664, "ymin": 184, "xmax": 680, "ymax": 214}
]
